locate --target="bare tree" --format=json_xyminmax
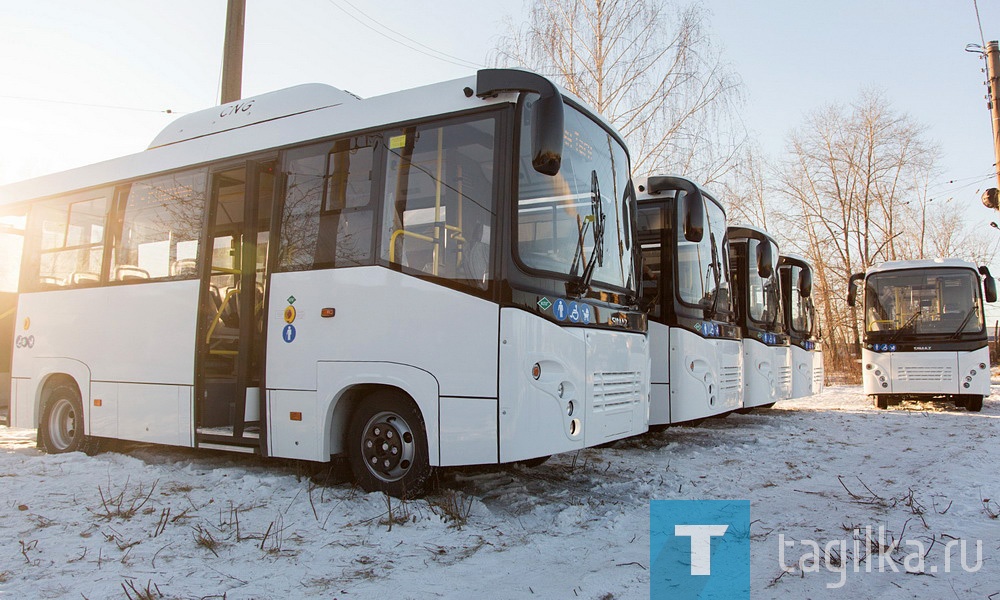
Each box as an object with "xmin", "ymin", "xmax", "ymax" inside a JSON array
[
  {"xmin": 491, "ymin": 0, "xmax": 745, "ymax": 184},
  {"xmin": 770, "ymin": 90, "xmax": 1000, "ymax": 373}
]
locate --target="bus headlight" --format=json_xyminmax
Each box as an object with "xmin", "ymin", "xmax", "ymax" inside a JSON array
[
  {"xmin": 532, "ymin": 363, "xmax": 541, "ymax": 380},
  {"xmin": 964, "ymin": 382, "xmax": 971, "ymax": 389},
  {"xmin": 980, "ymin": 362, "xmax": 987, "ymax": 370},
  {"xmin": 566, "ymin": 401, "xmax": 575, "ymax": 416}
]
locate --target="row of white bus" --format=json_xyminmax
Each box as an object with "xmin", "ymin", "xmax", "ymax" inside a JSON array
[{"xmin": 0, "ymin": 69, "xmax": 988, "ymax": 497}]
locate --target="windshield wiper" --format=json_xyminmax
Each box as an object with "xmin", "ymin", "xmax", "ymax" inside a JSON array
[
  {"xmin": 889, "ymin": 310, "xmax": 922, "ymax": 343},
  {"xmin": 950, "ymin": 309, "xmax": 978, "ymax": 339},
  {"xmin": 704, "ymin": 231, "xmax": 722, "ymax": 320},
  {"xmin": 568, "ymin": 170, "xmax": 606, "ymax": 298}
]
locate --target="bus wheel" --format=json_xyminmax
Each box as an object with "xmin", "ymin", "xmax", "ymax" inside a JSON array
[
  {"xmin": 966, "ymin": 395, "xmax": 984, "ymax": 412},
  {"xmin": 516, "ymin": 455, "xmax": 551, "ymax": 468},
  {"xmin": 348, "ymin": 392, "xmax": 431, "ymax": 498},
  {"xmin": 39, "ymin": 385, "xmax": 92, "ymax": 454},
  {"xmin": 873, "ymin": 395, "xmax": 888, "ymax": 410}
]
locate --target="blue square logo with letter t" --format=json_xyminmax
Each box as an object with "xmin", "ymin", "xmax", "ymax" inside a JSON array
[{"xmin": 650, "ymin": 500, "xmax": 750, "ymax": 599}]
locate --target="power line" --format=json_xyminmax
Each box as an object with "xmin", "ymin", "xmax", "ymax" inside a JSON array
[
  {"xmin": 323, "ymin": 0, "xmax": 484, "ymax": 70},
  {"xmin": 0, "ymin": 94, "xmax": 180, "ymax": 115},
  {"xmin": 973, "ymin": 0, "xmax": 987, "ymax": 48}
]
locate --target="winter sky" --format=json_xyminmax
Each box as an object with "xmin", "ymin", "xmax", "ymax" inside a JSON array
[{"xmin": 1, "ymin": 0, "xmax": 998, "ymax": 243}]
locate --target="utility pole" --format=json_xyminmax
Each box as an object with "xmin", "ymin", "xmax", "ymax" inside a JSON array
[
  {"xmin": 983, "ymin": 40, "xmax": 1000, "ymax": 210},
  {"xmin": 221, "ymin": 0, "xmax": 246, "ymax": 104}
]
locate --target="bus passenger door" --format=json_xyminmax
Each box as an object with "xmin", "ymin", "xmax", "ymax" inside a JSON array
[
  {"xmin": 195, "ymin": 160, "xmax": 275, "ymax": 450},
  {"xmin": 0, "ymin": 209, "xmax": 26, "ymax": 426}
]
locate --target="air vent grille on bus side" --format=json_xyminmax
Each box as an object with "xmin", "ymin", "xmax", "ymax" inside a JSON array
[{"xmin": 593, "ymin": 371, "xmax": 643, "ymax": 411}]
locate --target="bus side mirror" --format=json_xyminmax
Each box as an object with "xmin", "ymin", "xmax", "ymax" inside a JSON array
[
  {"xmin": 756, "ymin": 241, "xmax": 773, "ymax": 279},
  {"xmin": 981, "ymin": 266, "xmax": 997, "ymax": 303},
  {"xmin": 645, "ymin": 176, "xmax": 704, "ymax": 243},
  {"xmin": 799, "ymin": 268, "xmax": 813, "ymax": 297},
  {"xmin": 476, "ymin": 69, "xmax": 563, "ymax": 176},
  {"xmin": 847, "ymin": 273, "xmax": 864, "ymax": 307},
  {"xmin": 682, "ymin": 191, "xmax": 705, "ymax": 243},
  {"xmin": 528, "ymin": 93, "xmax": 564, "ymax": 176}
]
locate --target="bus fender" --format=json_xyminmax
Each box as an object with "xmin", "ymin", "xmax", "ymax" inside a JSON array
[
  {"xmin": 24, "ymin": 357, "xmax": 92, "ymax": 430},
  {"xmin": 316, "ymin": 361, "xmax": 440, "ymax": 466}
]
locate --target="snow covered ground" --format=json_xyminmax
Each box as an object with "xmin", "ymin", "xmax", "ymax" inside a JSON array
[{"xmin": 2, "ymin": 384, "xmax": 999, "ymax": 599}]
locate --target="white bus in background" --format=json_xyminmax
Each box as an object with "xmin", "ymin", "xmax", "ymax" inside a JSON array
[
  {"xmin": 636, "ymin": 176, "xmax": 742, "ymax": 426},
  {"xmin": 0, "ymin": 69, "xmax": 649, "ymax": 497},
  {"xmin": 778, "ymin": 254, "xmax": 824, "ymax": 398},
  {"xmin": 728, "ymin": 226, "xmax": 791, "ymax": 409},
  {"xmin": 847, "ymin": 258, "xmax": 996, "ymax": 411}
]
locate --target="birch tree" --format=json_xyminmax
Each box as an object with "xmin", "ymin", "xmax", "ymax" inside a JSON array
[{"xmin": 491, "ymin": 0, "xmax": 744, "ymax": 184}]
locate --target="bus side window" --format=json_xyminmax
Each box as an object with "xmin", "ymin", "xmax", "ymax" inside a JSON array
[
  {"xmin": 277, "ymin": 137, "xmax": 375, "ymax": 271},
  {"xmin": 27, "ymin": 190, "xmax": 113, "ymax": 290},
  {"xmin": 110, "ymin": 170, "xmax": 207, "ymax": 282},
  {"xmin": 380, "ymin": 116, "xmax": 497, "ymax": 291}
]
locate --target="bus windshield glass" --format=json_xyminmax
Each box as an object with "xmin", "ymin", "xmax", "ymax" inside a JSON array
[
  {"xmin": 747, "ymin": 238, "xmax": 781, "ymax": 326},
  {"xmin": 789, "ymin": 265, "xmax": 813, "ymax": 335},
  {"xmin": 515, "ymin": 96, "xmax": 636, "ymax": 295},
  {"xmin": 677, "ymin": 197, "xmax": 730, "ymax": 314},
  {"xmin": 865, "ymin": 268, "xmax": 984, "ymax": 336}
]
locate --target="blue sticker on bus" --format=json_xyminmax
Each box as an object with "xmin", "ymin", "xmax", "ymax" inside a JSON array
[
  {"xmin": 579, "ymin": 303, "xmax": 592, "ymax": 324},
  {"xmin": 282, "ymin": 324, "xmax": 297, "ymax": 343},
  {"xmin": 553, "ymin": 298, "xmax": 568, "ymax": 321},
  {"xmin": 568, "ymin": 301, "xmax": 581, "ymax": 323}
]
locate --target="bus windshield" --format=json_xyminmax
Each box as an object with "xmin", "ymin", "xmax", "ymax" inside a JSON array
[
  {"xmin": 677, "ymin": 196, "xmax": 730, "ymax": 314},
  {"xmin": 748, "ymin": 238, "xmax": 781, "ymax": 326},
  {"xmin": 788, "ymin": 265, "xmax": 813, "ymax": 335},
  {"xmin": 865, "ymin": 268, "xmax": 984, "ymax": 337},
  {"xmin": 515, "ymin": 96, "xmax": 637, "ymax": 295}
]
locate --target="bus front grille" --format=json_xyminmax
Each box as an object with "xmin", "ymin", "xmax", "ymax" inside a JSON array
[
  {"xmin": 593, "ymin": 371, "xmax": 642, "ymax": 411},
  {"xmin": 778, "ymin": 365, "xmax": 792, "ymax": 385},
  {"xmin": 896, "ymin": 365, "xmax": 954, "ymax": 382}
]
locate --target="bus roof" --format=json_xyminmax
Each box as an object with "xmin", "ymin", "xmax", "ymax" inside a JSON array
[
  {"xmin": 727, "ymin": 224, "xmax": 777, "ymax": 245},
  {"xmin": 778, "ymin": 253, "xmax": 811, "ymax": 268},
  {"xmin": 634, "ymin": 175, "xmax": 726, "ymax": 214},
  {"xmin": 0, "ymin": 70, "xmax": 616, "ymax": 208},
  {"xmin": 865, "ymin": 258, "xmax": 980, "ymax": 276}
]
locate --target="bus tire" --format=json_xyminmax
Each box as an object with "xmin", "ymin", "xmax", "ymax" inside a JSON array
[
  {"xmin": 38, "ymin": 385, "xmax": 97, "ymax": 455},
  {"xmin": 516, "ymin": 455, "xmax": 551, "ymax": 468},
  {"xmin": 348, "ymin": 391, "xmax": 431, "ymax": 498},
  {"xmin": 966, "ymin": 395, "xmax": 984, "ymax": 412}
]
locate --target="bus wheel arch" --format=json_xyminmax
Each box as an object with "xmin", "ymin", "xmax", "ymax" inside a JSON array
[
  {"xmin": 345, "ymin": 387, "xmax": 432, "ymax": 498},
  {"xmin": 37, "ymin": 375, "xmax": 97, "ymax": 455}
]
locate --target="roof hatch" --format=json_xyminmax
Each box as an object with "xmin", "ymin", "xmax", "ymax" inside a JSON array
[{"xmin": 147, "ymin": 83, "xmax": 361, "ymax": 149}]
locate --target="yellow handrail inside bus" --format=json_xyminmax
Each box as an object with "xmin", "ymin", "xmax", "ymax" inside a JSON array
[
  {"xmin": 206, "ymin": 287, "xmax": 240, "ymax": 344},
  {"xmin": 0, "ymin": 307, "xmax": 15, "ymax": 322}
]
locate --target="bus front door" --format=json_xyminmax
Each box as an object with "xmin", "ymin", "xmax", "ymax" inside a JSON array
[
  {"xmin": 0, "ymin": 210, "xmax": 26, "ymax": 426},
  {"xmin": 195, "ymin": 161, "xmax": 275, "ymax": 450}
]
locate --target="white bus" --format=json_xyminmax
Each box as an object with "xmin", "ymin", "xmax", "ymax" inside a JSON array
[
  {"xmin": 847, "ymin": 258, "xmax": 996, "ymax": 411},
  {"xmin": 636, "ymin": 176, "xmax": 742, "ymax": 425},
  {"xmin": 728, "ymin": 226, "xmax": 791, "ymax": 409},
  {"xmin": 778, "ymin": 254, "xmax": 824, "ymax": 398},
  {"xmin": 0, "ymin": 69, "xmax": 649, "ymax": 496}
]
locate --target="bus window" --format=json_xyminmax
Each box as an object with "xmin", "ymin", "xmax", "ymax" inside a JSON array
[
  {"xmin": 278, "ymin": 136, "xmax": 376, "ymax": 271},
  {"xmin": 0, "ymin": 211, "xmax": 26, "ymax": 293},
  {"xmin": 111, "ymin": 170, "xmax": 207, "ymax": 281},
  {"xmin": 381, "ymin": 116, "xmax": 497, "ymax": 291},
  {"xmin": 28, "ymin": 190, "xmax": 112, "ymax": 289}
]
